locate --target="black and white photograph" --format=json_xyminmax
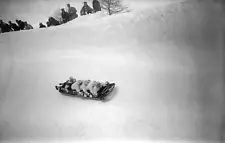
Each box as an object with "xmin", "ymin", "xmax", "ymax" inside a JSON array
[{"xmin": 0, "ymin": 0, "xmax": 224, "ymax": 143}]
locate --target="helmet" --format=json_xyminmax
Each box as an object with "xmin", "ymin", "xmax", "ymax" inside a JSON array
[{"xmin": 78, "ymin": 80, "xmax": 83, "ymax": 84}]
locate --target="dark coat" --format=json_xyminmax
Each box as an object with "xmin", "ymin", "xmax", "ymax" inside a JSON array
[
  {"xmin": 68, "ymin": 6, "xmax": 77, "ymax": 14},
  {"xmin": 92, "ymin": 0, "xmax": 101, "ymax": 12},
  {"xmin": 46, "ymin": 21, "xmax": 50, "ymax": 27},
  {"xmin": 80, "ymin": 5, "xmax": 94, "ymax": 16},
  {"xmin": 39, "ymin": 23, "xmax": 46, "ymax": 28},
  {"xmin": 16, "ymin": 20, "xmax": 25, "ymax": 30},
  {"xmin": 68, "ymin": 7, "xmax": 78, "ymax": 20},
  {"xmin": 0, "ymin": 22, "xmax": 11, "ymax": 33},
  {"xmin": 48, "ymin": 17, "xmax": 60, "ymax": 26},
  {"xmin": 61, "ymin": 11, "xmax": 70, "ymax": 23},
  {"xmin": 10, "ymin": 23, "xmax": 20, "ymax": 31}
]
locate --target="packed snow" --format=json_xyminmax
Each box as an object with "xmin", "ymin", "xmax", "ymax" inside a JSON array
[{"xmin": 0, "ymin": 0, "xmax": 224, "ymax": 143}]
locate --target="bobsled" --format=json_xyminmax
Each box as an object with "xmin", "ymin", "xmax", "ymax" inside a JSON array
[{"xmin": 55, "ymin": 80, "xmax": 115, "ymax": 101}]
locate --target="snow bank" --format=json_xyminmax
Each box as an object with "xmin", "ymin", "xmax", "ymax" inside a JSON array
[{"xmin": 0, "ymin": 0, "xmax": 224, "ymax": 142}]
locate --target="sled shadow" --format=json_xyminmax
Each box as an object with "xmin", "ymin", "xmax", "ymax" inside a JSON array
[{"xmin": 102, "ymin": 86, "xmax": 118, "ymax": 102}]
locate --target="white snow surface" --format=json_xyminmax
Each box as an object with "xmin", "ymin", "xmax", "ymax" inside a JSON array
[{"xmin": 0, "ymin": 0, "xmax": 225, "ymax": 143}]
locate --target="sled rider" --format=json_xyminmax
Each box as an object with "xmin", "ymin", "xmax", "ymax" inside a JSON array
[
  {"xmin": 73, "ymin": 80, "xmax": 109, "ymax": 98},
  {"xmin": 60, "ymin": 76, "xmax": 76, "ymax": 93},
  {"xmin": 58, "ymin": 77, "xmax": 110, "ymax": 98}
]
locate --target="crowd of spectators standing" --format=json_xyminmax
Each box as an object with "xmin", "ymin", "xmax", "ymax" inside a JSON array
[{"xmin": 0, "ymin": 0, "xmax": 101, "ymax": 34}]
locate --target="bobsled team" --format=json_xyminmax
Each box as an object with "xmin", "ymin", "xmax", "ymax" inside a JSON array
[
  {"xmin": 56, "ymin": 77, "xmax": 109, "ymax": 98},
  {"xmin": 0, "ymin": 0, "xmax": 101, "ymax": 34}
]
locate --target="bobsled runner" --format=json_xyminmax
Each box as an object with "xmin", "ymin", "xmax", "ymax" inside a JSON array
[{"xmin": 55, "ymin": 80, "xmax": 115, "ymax": 101}]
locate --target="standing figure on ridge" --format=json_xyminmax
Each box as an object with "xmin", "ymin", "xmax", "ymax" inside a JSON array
[
  {"xmin": 80, "ymin": 2, "xmax": 94, "ymax": 16},
  {"xmin": 66, "ymin": 4, "xmax": 78, "ymax": 21},
  {"xmin": 61, "ymin": 8, "xmax": 70, "ymax": 24}
]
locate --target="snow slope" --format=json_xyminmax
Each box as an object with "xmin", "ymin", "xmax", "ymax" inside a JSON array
[{"xmin": 0, "ymin": 0, "xmax": 224, "ymax": 142}]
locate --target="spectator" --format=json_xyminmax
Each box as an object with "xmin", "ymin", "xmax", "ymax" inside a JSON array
[
  {"xmin": 39, "ymin": 23, "xmax": 46, "ymax": 28},
  {"xmin": 0, "ymin": 20, "xmax": 11, "ymax": 33},
  {"xmin": 16, "ymin": 20, "xmax": 25, "ymax": 30},
  {"xmin": 61, "ymin": 8, "xmax": 70, "ymax": 23},
  {"xmin": 8, "ymin": 21, "xmax": 20, "ymax": 31},
  {"xmin": 66, "ymin": 4, "xmax": 78, "ymax": 21},
  {"xmin": 80, "ymin": 2, "xmax": 94, "ymax": 16},
  {"xmin": 47, "ymin": 17, "xmax": 60, "ymax": 27},
  {"xmin": 24, "ymin": 22, "xmax": 33, "ymax": 30},
  {"xmin": 92, "ymin": 0, "xmax": 101, "ymax": 12}
]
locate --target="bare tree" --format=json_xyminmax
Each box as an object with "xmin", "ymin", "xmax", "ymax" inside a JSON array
[{"xmin": 99, "ymin": 0, "xmax": 129, "ymax": 15}]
